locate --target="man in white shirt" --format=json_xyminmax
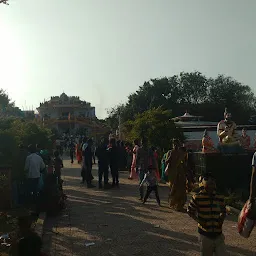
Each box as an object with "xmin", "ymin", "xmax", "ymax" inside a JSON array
[{"xmin": 25, "ymin": 145, "xmax": 45, "ymax": 204}]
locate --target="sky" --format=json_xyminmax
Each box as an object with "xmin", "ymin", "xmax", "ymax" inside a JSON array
[{"xmin": 0, "ymin": 0, "xmax": 255, "ymax": 119}]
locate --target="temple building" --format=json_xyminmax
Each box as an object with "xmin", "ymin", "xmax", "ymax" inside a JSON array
[{"xmin": 36, "ymin": 93, "xmax": 109, "ymax": 137}]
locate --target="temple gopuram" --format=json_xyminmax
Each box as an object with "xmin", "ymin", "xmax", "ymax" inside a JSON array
[{"xmin": 36, "ymin": 93, "xmax": 109, "ymax": 137}]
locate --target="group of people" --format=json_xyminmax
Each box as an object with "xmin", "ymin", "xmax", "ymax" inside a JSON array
[
  {"xmin": 4, "ymin": 143, "xmax": 67, "ymax": 256},
  {"xmin": 77, "ymin": 137, "xmax": 131, "ymax": 189},
  {"xmin": 73, "ymin": 135, "xmax": 194, "ymax": 210},
  {"xmin": 75, "ymin": 134, "xmax": 256, "ymax": 256},
  {"xmin": 24, "ymin": 144, "xmax": 66, "ymax": 216},
  {"xmin": 14, "ymin": 130, "xmax": 256, "ymax": 256}
]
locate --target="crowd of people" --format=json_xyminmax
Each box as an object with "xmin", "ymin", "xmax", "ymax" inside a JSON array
[
  {"xmin": 3, "ymin": 133, "xmax": 256, "ymax": 256},
  {"xmin": 66, "ymin": 135, "xmax": 256, "ymax": 256},
  {"xmin": 63, "ymin": 135, "xmax": 196, "ymax": 210}
]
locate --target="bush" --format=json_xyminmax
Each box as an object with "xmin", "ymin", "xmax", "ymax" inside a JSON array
[
  {"xmin": 0, "ymin": 118, "xmax": 53, "ymax": 181},
  {"xmin": 123, "ymin": 108, "xmax": 184, "ymax": 150}
]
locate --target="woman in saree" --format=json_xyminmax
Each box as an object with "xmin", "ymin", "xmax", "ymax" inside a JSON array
[
  {"xmin": 160, "ymin": 150, "xmax": 169, "ymax": 183},
  {"xmin": 165, "ymin": 139, "xmax": 188, "ymax": 211},
  {"xmin": 202, "ymin": 129, "xmax": 216, "ymax": 153},
  {"xmin": 128, "ymin": 139, "xmax": 140, "ymax": 180},
  {"xmin": 76, "ymin": 139, "xmax": 83, "ymax": 164}
]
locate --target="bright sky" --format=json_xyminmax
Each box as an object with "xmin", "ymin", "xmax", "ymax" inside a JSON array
[{"xmin": 0, "ymin": 0, "xmax": 255, "ymax": 118}]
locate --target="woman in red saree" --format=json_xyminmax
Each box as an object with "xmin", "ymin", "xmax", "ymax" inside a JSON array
[
  {"xmin": 76, "ymin": 140, "xmax": 82, "ymax": 164},
  {"xmin": 202, "ymin": 130, "xmax": 216, "ymax": 153}
]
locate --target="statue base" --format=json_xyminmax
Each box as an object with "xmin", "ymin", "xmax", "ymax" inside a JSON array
[
  {"xmin": 217, "ymin": 143, "xmax": 244, "ymax": 154},
  {"xmin": 193, "ymin": 151, "xmax": 253, "ymax": 197}
]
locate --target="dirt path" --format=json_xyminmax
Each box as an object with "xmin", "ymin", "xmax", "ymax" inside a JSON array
[{"xmin": 42, "ymin": 160, "xmax": 256, "ymax": 256}]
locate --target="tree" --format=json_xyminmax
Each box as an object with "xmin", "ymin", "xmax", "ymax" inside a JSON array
[
  {"xmin": 0, "ymin": 89, "xmax": 22, "ymax": 118},
  {"xmin": 107, "ymin": 72, "xmax": 256, "ymax": 127},
  {"xmin": 0, "ymin": 118, "xmax": 53, "ymax": 181},
  {"xmin": 0, "ymin": 0, "xmax": 9, "ymax": 5},
  {"xmin": 178, "ymin": 72, "xmax": 208, "ymax": 104},
  {"xmin": 123, "ymin": 108, "xmax": 184, "ymax": 150}
]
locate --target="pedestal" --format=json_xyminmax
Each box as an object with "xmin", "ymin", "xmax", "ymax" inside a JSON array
[{"xmin": 193, "ymin": 152, "xmax": 253, "ymax": 195}]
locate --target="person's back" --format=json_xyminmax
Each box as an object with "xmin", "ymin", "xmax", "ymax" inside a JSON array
[
  {"xmin": 108, "ymin": 139, "xmax": 119, "ymax": 186},
  {"xmin": 96, "ymin": 143, "xmax": 108, "ymax": 165},
  {"xmin": 108, "ymin": 144, "xmax": 119, "ymax": 168},
  {"xmin": 25, "ymin": 153, "xmax": 45, "ymax": 179},
  {"xmin": 187, "ymin": 174, "xmax": 227, "ymax": 255},
  {"xmin": 54, "ymin": 151, "xmax": 63, "ymax": 178},
  {"xmin": 143, "ymin": 170, "xmax": 158, "ymax": 187},
  {"xmin": 140, "ymin": 170, "xmax": 160, "ymax": 205},
  {"xmin": 41, "ymin": 174, "xmax": 62, "ymax": 216},
  {"xmin": 84, "ymin": 145, "xmax": 93, "ymax": 167}
]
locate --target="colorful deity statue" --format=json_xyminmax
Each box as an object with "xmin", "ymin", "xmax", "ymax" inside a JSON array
[
  {"xmin": 202, "ymin": 130, "xmax": 216, "ymax": 153},
  {"xmin": 240, "ymin": 128, "xmax": 251, "ymax": 150},
  {"xmin": 217, "ymin": 110, "xmax": 239, "ymax": 145}
]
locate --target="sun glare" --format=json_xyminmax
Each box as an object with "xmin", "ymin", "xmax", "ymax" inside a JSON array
[{"xmin": 0, "ymin": 20, "xmax": 26, "ymax": 103}]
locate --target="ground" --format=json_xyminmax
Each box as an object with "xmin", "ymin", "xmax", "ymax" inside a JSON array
[{"xmin": 42, "ymin": 160, "xmax": 256, "ymax": 256}]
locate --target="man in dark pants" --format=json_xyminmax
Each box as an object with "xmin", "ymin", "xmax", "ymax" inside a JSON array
[
  {"xmin": 69, "ymin": 140, "xmax": 75, "ymax": 164},
  {"xmin": 108, "ymin": 138, "xmax": 119, "ymax": 187},
  {"xmin": 24, "ymin": 145, "xmax": 45, "ymax": 204},
  {"xmin": 96, "ymin": 138, "xmax": 110, "ymax": 189},
  {"xmin": 83, "ymin": 138, "xmax": 95, "ymax": 188}
]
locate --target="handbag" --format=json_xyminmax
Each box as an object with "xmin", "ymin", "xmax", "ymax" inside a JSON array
[{"xmin": 238, "ymin": 200, "xmax": 256, "ymax": 238}]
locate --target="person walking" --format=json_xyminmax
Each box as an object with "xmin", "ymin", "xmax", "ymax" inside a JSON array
[
  {"xmin": 69, "ymin": 139, "xmax": 75, "ymax": 164},
  {"xmin": 108, "ymin": 138, "xmax": 119, "ymax": 187},
  {"xmin": 128, "ymin": 139, "xmax": 140, "ymax": 180},
  {"xmin": 187, "ymin": 173, "xmax": 227, "ymax": 255},
  {"xmin": 24, "ymin": 144, "xmax": 45, "ymax": 204},
  {"xmin": 136, "ymin": 138, "xmax": 157, "ymax": 200},
  {"xmin": 83, "ymin": 138, "xmax": 95, "ymax": 188},
  {"xmin": 53, "ymin": 150, "xmax": 63, "ymax": 185},
  {"xmin": 96, "ymin": 138, "xmax": 110, "ymax": 189},
  {"xmin": 140, "ymin": 168, "xmax": 161, "ymax": 206},
  {"xmin": 165, "ymin": 139, "xmax": 188, "ymax": 211}
]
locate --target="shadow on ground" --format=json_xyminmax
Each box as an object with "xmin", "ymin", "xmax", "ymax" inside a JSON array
[{"xmin": 43, "ymin": 165, "xmax": 256, "ymax": 256}]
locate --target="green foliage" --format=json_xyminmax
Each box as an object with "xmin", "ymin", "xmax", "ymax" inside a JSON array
[
  {"xmin": 123, "ymin": 108, "xmax": 184, "ymax": 150},
  {"xmin": 0, "ymin": 118, "xmax": 52, "ymax": 181},
  {"xmin": 0, "ymin": 89, "xmax": 22, "ymax": 118},
  {"xmin": 9, "ymin": 120, "xmax": 52, "ymax": 149},
  {"xmin": 107, "ymin": 72, "xmax": 256, "ymax": 128}
]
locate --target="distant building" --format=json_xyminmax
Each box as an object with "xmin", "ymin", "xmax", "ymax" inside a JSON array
[
  {"xmin": 22, "ymin": 110, "xmax": 35, "ymax": 119},
  {"xmin": 36, "ymin": 93, "xmax": 109, "ymax": 137}
]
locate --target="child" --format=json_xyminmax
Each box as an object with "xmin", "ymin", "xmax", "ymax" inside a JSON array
[
  {"xmin": 53, "ymin": 150, "xmax": 63, "ymax": 184},
  {"xmin": 140, "ymin": 168, "xmax": 161, "ymax": 206},
  {"xmin": 39, "ymin": 174, "xmax": 65, "ymax": 217},
  {"xmin": 187, "ymin": 173, "xmax": 227, "ymax": 256},
  {"xmin": 9, "ymin": 216, "xmax": 42, "ymax": 256}
]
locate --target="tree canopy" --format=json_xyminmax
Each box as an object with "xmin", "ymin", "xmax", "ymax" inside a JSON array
[
  {"xmin": 106, "ymin": 72, "xmax": 256, "ymax": 129},
  {"xmin": 123, "ymin": 108, "xmax": 184, "ymax": 150},
  {"xmin": 0, "ymin": 89, "xmax": 22, "ymax": 118}
]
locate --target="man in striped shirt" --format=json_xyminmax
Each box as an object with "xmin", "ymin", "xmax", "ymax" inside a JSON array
[{"xmin": 187, "ymin": 173, "xmax": 227, "ymax": 256}]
